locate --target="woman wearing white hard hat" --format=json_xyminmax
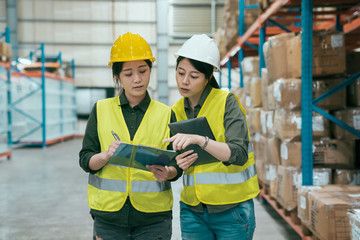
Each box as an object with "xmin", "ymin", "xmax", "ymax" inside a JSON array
[
  {"xmin": 79, "ymin": 32, "xmax": 182, "ymax": 240},
  {"xmin": 164, "ymin": 34, "xmax": 259, "ymax": 239}
]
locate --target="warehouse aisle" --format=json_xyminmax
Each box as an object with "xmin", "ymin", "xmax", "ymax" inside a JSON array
[{"xmin": 0, "ymin": 139, "xmax": 300, "ymax": 240}]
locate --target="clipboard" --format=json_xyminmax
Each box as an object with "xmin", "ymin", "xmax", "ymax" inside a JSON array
[
  {"xmin": 108, "ymin": 143, "xmax": 177, "ymax": 171},
  {"xmin": 168, "ymin": 116, "xmax": 219, "ymax": 166}
]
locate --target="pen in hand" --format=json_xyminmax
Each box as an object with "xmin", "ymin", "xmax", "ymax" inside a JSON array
[{"xmin": 111, "ymin": 130, "xmax": 120, "ymax": 141}]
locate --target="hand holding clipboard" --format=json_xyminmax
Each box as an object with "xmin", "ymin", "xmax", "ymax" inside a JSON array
[{"xmin": 165, "ymin": 117, "xmax": 219, "ymax": 166}]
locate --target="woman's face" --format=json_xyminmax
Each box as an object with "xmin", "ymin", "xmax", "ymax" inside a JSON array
[
  {"xmin": 119, "ymin": 60, "xmax": 151, "ymax": 101},
  {"xmin": 176, "ymin": 58, "xmax": 208, "ymax": 100}
]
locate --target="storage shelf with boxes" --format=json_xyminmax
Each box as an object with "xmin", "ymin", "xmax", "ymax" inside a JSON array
[
  {"xmin": 217, "ymin": 0, "xmax": 360, "ymax": 239},
  {"xmin": 0, "ymin": 27, "xmax": 11, "ymax": 160},
  {"xmin": 5, "ymin": 35, "xmax": 77, "ymax": 149}
]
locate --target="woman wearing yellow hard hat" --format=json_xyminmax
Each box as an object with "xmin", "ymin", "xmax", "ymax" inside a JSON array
[
  {"xmin": 164, "ymin": 34, "xmax": 259, "ymax": 239},
  {"xmin": 79, "ymin": 32, "xmax": 182, "ymax": 240}
]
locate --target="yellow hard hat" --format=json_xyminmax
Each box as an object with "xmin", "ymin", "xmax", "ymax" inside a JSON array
[{"xmin": 108, "ymin": 32, "xmax": 156, "ymax": 66}]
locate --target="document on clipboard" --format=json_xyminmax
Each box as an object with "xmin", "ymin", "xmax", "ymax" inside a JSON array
[
  {"xmin": 168, "ymin": 116, "xmax": 219, "ymax": 166},
  {"xmin": 108, "ymin": 143, "xmax": 177, "ymax": 171}
]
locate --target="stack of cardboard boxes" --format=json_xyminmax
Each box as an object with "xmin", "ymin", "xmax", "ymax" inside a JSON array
[{"xmin": 239, "ymin": 29, "xmax": 360, "ymax": 239}]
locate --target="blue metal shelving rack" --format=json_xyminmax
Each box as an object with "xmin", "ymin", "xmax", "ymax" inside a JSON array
[
  {"xmin": 220, "ymin": 0, "xmax": 360, "ymax": 186},
  {"xmin": 4, "ymin": 27, "xmax": 76, "ymax": 148},
  {"xmin": 0, "ymin": 26, "xmax": 11, "ymax": 159}
]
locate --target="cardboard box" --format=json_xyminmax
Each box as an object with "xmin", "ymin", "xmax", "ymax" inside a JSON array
[
  {"xmin": 241, "ymin": 57, "xmax": 260, "ymax": 77},
  {"xmin": 0, "ymin": 42, "xmax": 12, "ymax": 60},
  {"xmin": 274, "ymin": 110, "xmax": 330, "ymax": 140},
  {"xmin": 276, "ymin": 166, "xmax": 301, "ymax": 211},
  {"xmin": 286, "ymin": 34, "xmax": 302, "ymax": 78},
  {"xmin": 298, "ymin": 185, "xmax": 357, "ymax": 226},
  {"xmin": 255, "ymin": 155, "xmax": 265, "ymax": 185},
  {"xmin": 347, "ymin": 77, "xmax": 360, "ymax": 107},
  {"xmin": 333, "ymin": 169, "xmax": 360, "ymax": 185},
  {"xmin": 260, "ymin": 110, "xmax": 275, "ymax": 137},
  {"xmin": 267, "ymin": 136, "xmax": 281, "ymax": 165},
  {"xmin": 273, "ymin": 78, "xmax": 302, "ymax": 111},
  {"xmin": 232, "ymin": 88, "xmax": 247, "ymax": 112},
  {"xmin": 267, "ymin": 84, "xmax": 276, "ymax": 110},
  {"xmin": 346, "ymin": 51, "xmax": 360, "ymax": 75},
  {"xmin": 286, "ymin": 30, "xmax": 346, "ymax": 77},
  {"xmin": 252, "ymin": 133, "xmax": 261, "ymax": 161},
  {"xmin": 250, "ymin": 77, "xmax": 262, "ymax": 107},
  {"xmin": 280, "ymin": 140, "xmax": 302, "ymax": 167},
  {"xmin": 263, "ymin": 32, "xmax": 295, "ymax": 82},
  {"xmin": 308, "ymin": 190, "xmax": 360, "ymax": 240},
  {"xmin": 333, "ymin": 108, "xmax": 360, "ymax": 140},
  {"xmin": 247, "ymin": 108, "xmax": 262, "ymax": 133},
  {"xmin": 281, "ymin": 139, "xmax": 355, "ymax": 168},
  {"xmin": 261, "ymin": 134, "xmax": 270, "ymax": 164},
  {"xmin": 313, "ymin": 78, "xmax": 346, "ymax": 110},
  {"xmin": 347, "ymin": 209, "xmax": 360, "ymax": 240},
  {"xmin": 261, "ymin": 68, "xmax": 269, "ymax": 110},
  {"xmin": 313, "ymin": 30, "xmax": 346, "ymax": 76},
  {"xmin": 264, "ymin": 164, "xmax": 277, "ymax": 187},
  {"xmin": 313, "ymin": 139, "xmax": 355, "ymax": 168},
  {"xmin": 276, "ymin": 166, "xmax": 330, "ymax": 211}
]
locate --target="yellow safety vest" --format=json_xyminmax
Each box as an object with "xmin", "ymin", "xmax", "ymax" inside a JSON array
[
  {"xmin": 172, "ymin": 88, "xmax": 259, "ymax": 206},
  {"xmin": 87, "ymin": 97, "xmax": 173, "ymax": 213}
]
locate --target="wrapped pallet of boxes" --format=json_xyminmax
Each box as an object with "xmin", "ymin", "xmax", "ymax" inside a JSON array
[
  {"xmin": 308, "ymin": 188, "xmax": 360, "ymax": 240},
  {"xmin": 333, "ymin": 107, "xmax": 360, "ymax": 140},
  {"xmin": 333, "ymin": 169, "xmax": 360, "ymax": 185},
  {"xmin": 286, "ymin": 30, "xmax": 346, "ymax": 77},
  {"xmin": 347, "ymin": 209, "xmax": 360, "ymax": 240},
  {"xmin": 280, "ymin": 139, "xmax": 355, "ymax": 168},
  {"xmin": 297, "ymin": 185, "xmax": 359, "ymax": 229},
  {"xmin": 263, "ymin": 32, "xmax": 295, "ymax": 82},
  {"xmin": 273, "ymin": 110, "xmax": 330, "ymax": 140}
]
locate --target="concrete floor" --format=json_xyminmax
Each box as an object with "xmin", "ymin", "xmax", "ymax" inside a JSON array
[{"xmin": 0, "ymin": 138, "xmax": 300, "ymax": 240}]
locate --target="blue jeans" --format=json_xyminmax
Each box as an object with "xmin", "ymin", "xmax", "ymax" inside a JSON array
[
  {"xmin": 93, "ymin": 217, "xmax": 172, "ymax": 240},
  {"xmin": 180, "ymin": 199, "xmax": 256, "ymax": 240}
]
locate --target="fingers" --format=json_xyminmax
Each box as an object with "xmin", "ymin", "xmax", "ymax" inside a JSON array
[
  {"xmin": 146, "ymin": 165, "xmax": 169, "ymax": 182},
  {"xmin": 163, "ymin": 136, "xmax": 175, "ymax": 143},
  {"xmin": 176, "ymin": 152, "xmax": 198, "ymax": 170}
]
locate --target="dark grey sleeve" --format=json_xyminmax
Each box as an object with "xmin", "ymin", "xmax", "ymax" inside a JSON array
[
  {"xmin": 79, "ymin": 103, "xmax": 101, "ymax": 174},
  {"xmin": 223, "ymin": 93, "xmax": 249, "ymax": 166}
]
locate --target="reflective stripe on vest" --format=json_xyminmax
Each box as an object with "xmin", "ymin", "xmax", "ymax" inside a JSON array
[
  {"xmin": 183, "ymin": 164, "xmax": 257, "ymax": 186},
  {"xmin": 132, "ymin": 181, "xmax": 171, "ymax": 193},
  {"xmin": 89, "ymin": 174, "xmax": 127, "ymax": 192}
]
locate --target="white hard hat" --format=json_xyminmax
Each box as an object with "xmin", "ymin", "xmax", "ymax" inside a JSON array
[{"xmin": 175, "ymin": 34, "xmax": 220, "ymax": 72}]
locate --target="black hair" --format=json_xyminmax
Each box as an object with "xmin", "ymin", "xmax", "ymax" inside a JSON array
[
  {"xmin": 112, "ymin": 59, "xmax": 153, "ymax": 95},
  {"xmin": 176, "ymin": 56, "xmax": 219, "ymax": 89}
]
